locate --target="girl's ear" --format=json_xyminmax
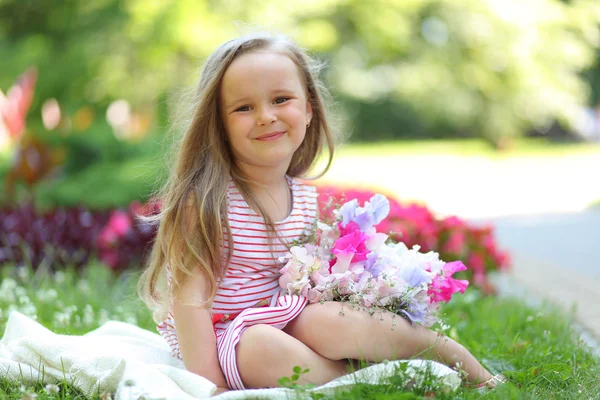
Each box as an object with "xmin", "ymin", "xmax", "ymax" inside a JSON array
[{"xmin": 305, "ymin": 101, "xmax": 313, "ymax": 126}]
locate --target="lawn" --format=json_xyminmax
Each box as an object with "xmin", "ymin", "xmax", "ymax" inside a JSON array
[
  {"xmin": 1, "ymin": 138, "xmax": 599, "ymax": 398},
  {"xmin": 1, "ymin": 263, "xmax": 599, "ymax": 399},
  {"xmin": 337, "ymin": 138, "xmax": 600, "ymax": 159}
]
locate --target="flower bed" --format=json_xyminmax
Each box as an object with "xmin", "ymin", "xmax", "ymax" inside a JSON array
[
  {"xmin": 0, "ymin": 186, "xmax": 510, "ymax": 290},
  {"xmin": 0, "ymin": 200, "xmax": 158, "ymax": 271},
  {"xmin": 316, "ymin": 185, "xmax": 511, "ymax": 291}
]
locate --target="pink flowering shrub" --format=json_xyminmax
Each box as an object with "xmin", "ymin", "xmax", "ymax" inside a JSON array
[
  {"xmin": 95, "ymin": 199, "xmax": 160, "ymax": 270},
  {"xmin": 316, "ymin": 185, "xmax": 511, "ymax": 293},
  {"xmin": 0, "ymin": 184, "xmax": 509, "ymax": 290}
]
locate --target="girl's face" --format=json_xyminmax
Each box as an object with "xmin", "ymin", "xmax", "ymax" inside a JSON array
[{"xmin": 219, "ymin": 51, "xmax": 312, "ymax": 174}]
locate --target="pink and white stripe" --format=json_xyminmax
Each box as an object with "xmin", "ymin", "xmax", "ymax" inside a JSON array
[{"xmin": 157, "ymin": 176, "xmax": 318, "ymax": 389}]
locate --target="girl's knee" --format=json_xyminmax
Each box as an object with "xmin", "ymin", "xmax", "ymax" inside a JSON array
[{"xmin": 287, "ymin": 302, "xmax": 370, "ymax": 358}]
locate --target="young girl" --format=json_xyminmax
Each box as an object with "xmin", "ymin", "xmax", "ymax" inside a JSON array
[{"xmin": 138, "ymin": 31, "xmax": 504, "ymax": 394}]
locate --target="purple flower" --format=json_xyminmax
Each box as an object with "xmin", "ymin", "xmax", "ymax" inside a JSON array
[
  {"xmin": 366, "ymin": 194, "xmax": 390, "ymax": 225},
  {"xmin": 399, "ymin": 265, "xmax": 432, "ymax": 288},
  {"xmin": 398, "ymin": 295, "xmax": 429, "ymax": 325},
  {"xmin": 337, "ymin": 195, "xmax": 390, "ymax": 230},
  {"xmin": 354, "ymin": 212, "xmax": 375, "ymax": 231},
  {"xmin": 365, "ymin": 252, "xmax": 379, "ymax": 275},
  {"xmin": 337, "ymin": 199, "xmax": 358, "ymax": 227}
]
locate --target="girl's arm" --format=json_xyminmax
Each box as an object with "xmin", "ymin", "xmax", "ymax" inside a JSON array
[{"xmin": 173, "ymin": 268, "xmax": 228, "ymax": 390}]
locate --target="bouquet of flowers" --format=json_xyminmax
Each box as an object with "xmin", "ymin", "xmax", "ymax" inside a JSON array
[{"xmin": 279, "ymin": 194, "xmax": 469, "ymax": 327}]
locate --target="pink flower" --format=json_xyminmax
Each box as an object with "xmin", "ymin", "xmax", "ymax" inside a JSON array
[
  {"xmin": 441, "ymin": 216, "xmax": 465, "ymax": 229},
  {"xmin": 330, "ymin": 252, "xmax": 354, "ymax": 274},
  {"xmin": 429, "ymin": 261, "xmax": 469, "ymax": 303},
  {"xmin": 0, "ymin": 68, "xmax": 37, "ymax": 141},
  {"xmin": 98, "ymin": 248, "xmax": 120, "ymax": 270},
  {"xmin": 467, "ymin": 253, "xmax": 485, "ymax": 273},
  {"xmin": 307, "ymin": 288, "xmax": 322, "ymax": 302},
  {"xmin": 442, "ymin": 231, "xmax": 466, "ymax": 255},
  {"xmin": 494, "ymin": 251, "xmax": 511, "ymax": 271},
  {"xmin": 97, "ymin": 210, "xmax": 132, "ymax": 248},
  {"xmin": 337, "ymin": 273, "xmax": 355, "ymax": 295},
  {"xmin": 332, "ymin": 221, "xmax": 370, "ymax": 266}
]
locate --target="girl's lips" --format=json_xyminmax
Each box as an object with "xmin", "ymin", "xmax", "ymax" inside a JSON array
[{"xmin": 256, "ymin": 131, "xmax": 286, "ymax": 141}]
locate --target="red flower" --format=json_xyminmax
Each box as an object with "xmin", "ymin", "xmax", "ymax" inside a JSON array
[{"xmin": 314, "ymin": 184, "xmax": 510, "ymax": 292}]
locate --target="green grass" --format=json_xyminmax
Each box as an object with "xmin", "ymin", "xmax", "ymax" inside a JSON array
[
  {"xmin": 1, "ymin": 263, "xmax": 599, "ymax": 399},
  {"xmin": 337, "ymin": 138, "xmax": 600, "ymax": 159}
]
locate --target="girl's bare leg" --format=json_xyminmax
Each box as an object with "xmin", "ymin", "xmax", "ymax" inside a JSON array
[
  {"xmin": 236, "ymin": 323, "xmax": 350, "ymax": 388},
  {"xmin": 283, "ymin": 302, "xmax": 493, "ymax": 385}
]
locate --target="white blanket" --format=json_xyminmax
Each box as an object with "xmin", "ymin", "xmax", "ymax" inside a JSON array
[{"xmin": 0, "ymin": 311, "xmax": 460, "ymax": 399}]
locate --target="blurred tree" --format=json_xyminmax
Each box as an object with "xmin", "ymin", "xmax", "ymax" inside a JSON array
[
  {"xmin": 583, "ymin": 50, "xmax": 600, "ymax": 105},
  {"xmin": 1, "ymin": 0, "xmax": 599, "ymax": 149},
  {"xmin": 320, "ymin": 0, "xmax": 600, "ymax": 147}
]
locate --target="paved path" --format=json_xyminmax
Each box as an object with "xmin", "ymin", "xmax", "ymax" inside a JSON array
[
  {"xmin": 473, "ymin": 210, "xmax": 600, "ymax": 280},
  {"xmin": 318, "ymin": 151, "xmax": 600, "ymax": 338},
  {"xmin": 473, "ymin": 211, "xmax": 600, "ymax": 339}
]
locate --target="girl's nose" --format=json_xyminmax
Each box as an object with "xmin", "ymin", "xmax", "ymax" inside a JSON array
[{"xmin": 256, "ymin": 106, "xmax": 277, "ymax": 125}]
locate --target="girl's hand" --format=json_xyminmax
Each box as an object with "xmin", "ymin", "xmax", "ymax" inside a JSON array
[{"xmin": 213, "ymin": 387, "xmax": 230, "ymax": 396}]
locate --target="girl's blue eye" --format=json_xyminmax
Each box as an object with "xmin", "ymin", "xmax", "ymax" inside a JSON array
[
  {"xmin": 274, "ymin": 97, "xmax": 290, "ymax": 104},
  {"xmin": 235, "ymin": 105, "xmax": 250, "ymax": 112}
]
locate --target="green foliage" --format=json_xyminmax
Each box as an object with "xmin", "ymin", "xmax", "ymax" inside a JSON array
[
  {"xmin": 328, "ymin": 0, "xmax": 600, "ymax": 145},
  {"xmin": 2, "ymin": 0, "xmax": 600, "ymax": 149},
  {"xmin": 0, "ymin": 124, "xmax": 167, "ymax": 210},
  {"xmin": 277, "ymin": 366, "xmax": 313, "ymax": 390},
  {"xmin": 1, "ymin": 263, "xmax": 599, "ymax": 399}
]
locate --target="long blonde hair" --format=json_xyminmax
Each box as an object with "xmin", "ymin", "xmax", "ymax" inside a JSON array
[{"xmin": 138, "ymin": 32, "xmax": 337, "ymax": 323}]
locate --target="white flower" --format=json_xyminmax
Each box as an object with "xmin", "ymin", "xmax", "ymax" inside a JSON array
[
  {"xmin": 98, "ymin": 309, "xmax": 110, "ymax": 325},
  {"xmin": 83, "ymin": 304, "xmax": 95, "ymax": 327},
  {"xmin": 20, "ymin": 391, "xmax": 37, "ymax": 400},
  {"xmin": 54, "ymin": 271, "xmax": 65, "ymax": 284},
  {"xmin": 1, "ymin": 277, "xmax": 17, "ymax": 290},
  {"xmin": 16, "ymin": 267, "xmax": 30, "ymax": 281},
  {"xmin": 20, "ymin": 303, "xmax": 37, "ymax": 318},
  {"xmin": 0, "ymin": 278, "xmax": 18, "ymax": 303},
  {"xmin": 37, "ymin": 289, "xmax": 58, "ymax": 303},
  {"xmin": 365, "ymin": 232, "xmax": 388, "ymax": 252},
  {"xmin": 15, "ymin": 286, "xmax": 27, "ymax": 298},
  {"xmin": 54, "ymin": 312, "xmax": 70, "ymax": 327},
  {"xmin": 44, "ymin": 384, "xmax": 60, "ymax": 394},
  {"xmin": 290, "ymin": 246, "xmax": 314, "ymax": 266},
  {"xmin": 77, "ymin": 279, "xmax": 90, "ymax": 294},
  {"xmin": 317, "ymin": 221, "xmax": 340, "ymax": 248},
  {"xmin": 440, "ymin": 372, "xmax": 462, "ymax": 391}
]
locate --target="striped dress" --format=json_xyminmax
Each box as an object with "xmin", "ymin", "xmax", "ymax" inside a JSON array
[{"xmin": 157, "ymin": 176, "xmax": 318, "ymax": 389}]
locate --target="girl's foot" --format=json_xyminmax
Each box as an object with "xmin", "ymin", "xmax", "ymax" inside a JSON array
[{"xmin": 465, "ymin": 374, "xmax": 507, "ymax": 391}]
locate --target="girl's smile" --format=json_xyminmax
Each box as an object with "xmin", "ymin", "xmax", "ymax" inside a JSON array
[{"xmin": 255, "ymin": 131, "xmax": 286, "ymax": 141}]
